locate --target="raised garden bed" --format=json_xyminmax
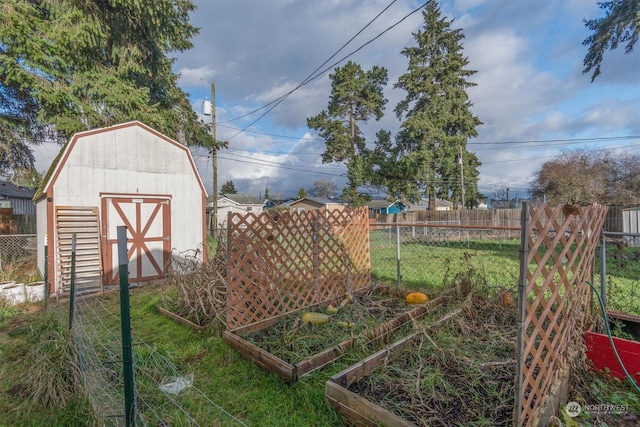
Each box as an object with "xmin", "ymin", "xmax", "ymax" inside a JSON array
[
  {"xmin": 326, "ymin": 296, "xmax": 517, "ymax": 426},
  {"xmin": 222, "ymin": 286, "xmax": 447, "ymax": 383},
  {"xmin": 585, "ymin": 311, "xmax": 640, "ymax": 383}
]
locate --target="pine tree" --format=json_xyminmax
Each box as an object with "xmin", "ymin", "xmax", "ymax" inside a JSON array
[
  {"xmin": 0, "ymin": 0, "xmax": 213, "ymax": 176},
  {"xmin": 221, "ymin": 180, "xmax": 237, "ymax": 194},
  {"xmin": 380, "ymin": 3, "xmax": 482, "ymax": 209},
  {"xmin": 307, "ymin": 61, "xmax": 388, "ymax": 205},
  {"xmin": 583, "ymin": 0, "xmax": 638, "ymax": 82}
]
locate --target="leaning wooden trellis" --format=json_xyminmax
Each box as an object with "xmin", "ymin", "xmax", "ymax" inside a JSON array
[
  {"xmin": 222, "ymin": 207, "xmax": 451, "ymax": 383},
  {"xmin": 515, "ymin": 202, "xmax": 608, "ymax": 426},
  {"xmin": 224, "ymin": 207, "xmax": 371, "ymax": 329}
]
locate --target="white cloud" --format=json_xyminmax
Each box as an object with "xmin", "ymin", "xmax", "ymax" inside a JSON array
[{"xmin": 176, "ymin": 66, "xmax": 216, "ymax": 87}]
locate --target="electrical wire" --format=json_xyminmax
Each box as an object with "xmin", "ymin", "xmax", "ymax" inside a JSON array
[
  {"xmin": 224, "ymin": 1, "xmax": 430, "ymax": 140},
  {"xmin": 219, "ymin": 0, "xmax": 407, "ymax": 126}
]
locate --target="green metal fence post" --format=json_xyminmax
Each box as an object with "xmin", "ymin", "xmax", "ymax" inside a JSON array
[
  {"xmin": 396, "ymin": 222, "xmax": 401, "ymax": 288},
  {"xmin": 514, "ymin": 201, "xmax": 530, "ymax": 426},
  {"xmin": 118, "ymin": 226, "xmax": 135, "ymax": 426},
  {"xmin": 68, "ymin": 234, "xmax": 77, "ymax": 330},
  {"xmin": 600, "ymin": 232, "xmax": 607, "ymax": 309}
]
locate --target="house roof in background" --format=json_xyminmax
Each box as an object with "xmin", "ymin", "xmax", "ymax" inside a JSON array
[
  {"xmin": 0, "ymin": 180, "xmax": 36, "ymax": 199},
  {"xmin": 220, "ymin": 193, "xmax": 262, "ymax": 205},
  {"xmin": 407, "ymin": 198, "xmax": 454, "ymax": 210},
  {"xmin": 366, "ymin": 200, "xmax": 401, "ymax": 209},
  {"xmin": 302, "ymin": 197, "xmax": 346, "ymax": 205}
]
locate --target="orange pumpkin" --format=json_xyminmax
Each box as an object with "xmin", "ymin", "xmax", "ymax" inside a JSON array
[
  {"xmin": 502, "ymin": 292, "xmax": 514, "ymax": 306},
  {"xmin": 405, "ymin": 292, "xmax": 429, "ymax": 304}
]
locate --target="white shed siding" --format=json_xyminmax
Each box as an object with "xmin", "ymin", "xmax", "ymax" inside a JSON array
[
  {"xmin": 35, "ymin": 200, "xmax": 48, "ymax": 278},
  {"xmin": 52, "ymin": 128, "xmax": 202, "ymax": 241},
  {"xmin": 36, "ymin": 122, "xmax": 206, "ymax": 291}
]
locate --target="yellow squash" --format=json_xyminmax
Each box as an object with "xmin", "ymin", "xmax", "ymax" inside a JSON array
[
  {"xmin": 301, "ymin": 312, "xmax": 331, "ymax": 325},
  {"xmin": 405, "ymin": 292, "xmax": 429, "ymax": 304}
]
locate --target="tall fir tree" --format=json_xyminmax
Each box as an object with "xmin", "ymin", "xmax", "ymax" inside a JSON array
[
  {"xmin": 307, "ymin": 61, "xmax": 388, "ymax": 205},
  {"xmin": 380, "ymin": 3, "xmax": 482, "ymax": 209},
  {"xmin": 0, "ymin": 0, "xmax": 214, "ymax": 176},
  {"xmin": 221, "ymin": 180, "xmax": 237, "ymax": 194}
]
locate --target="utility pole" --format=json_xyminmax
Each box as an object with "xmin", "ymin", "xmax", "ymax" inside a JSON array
[
  {"xmin": 211, "ymin": 83, "xmax": 218, "ymax": 236},
  {"xmin": 459, "ymin": 145, "xmax": 465, "ymax": 209},
  {"xmin": 205, "ymin": 83, "xmax": 218, "ymax": 237}
]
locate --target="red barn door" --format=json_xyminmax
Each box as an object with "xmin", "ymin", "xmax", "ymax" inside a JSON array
[{"xmin": 101, "ymin": 196, "xmax": 171, "ymax": 285}]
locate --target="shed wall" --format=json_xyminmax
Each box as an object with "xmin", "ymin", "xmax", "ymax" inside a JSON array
[{"xmin": 36, "ymin": 123, "xmax": 206, "ymax": 290}]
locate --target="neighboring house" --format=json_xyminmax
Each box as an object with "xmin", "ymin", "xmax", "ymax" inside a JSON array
[
  {"xmin": 286, "ymin": 197, "xmax": 348, "ymax": 213},
  {"xmin": 215, "ymin": 193, "xmax": 264, "ymax": 226},
  {"xmin": 366, "ymin": 199, "xmax": 406, "ymax": 215},
  {"xmin": 34, "ymin": 121, "xmax": 207, "ymax": 295},
  {"xmin": 407, "ymin": 198, "xmax": 454, "ymax": 211},
  {"xmin": 0, "ymin": 180, "xmax": 36, "ymax": 215}
]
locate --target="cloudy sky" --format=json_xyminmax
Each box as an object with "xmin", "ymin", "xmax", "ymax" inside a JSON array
[{"xmin": 35, "ymin": 0, "xmax": 639, "ymax": 201}]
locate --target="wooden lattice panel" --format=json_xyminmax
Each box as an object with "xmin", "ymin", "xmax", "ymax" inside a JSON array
[
  {"xmin": 226, "ymin": 208, "xmax": 370, "ymax": 329},
  {"xmin": 517, "ymin": 203, "xmax": 608, "ymax": 426}
]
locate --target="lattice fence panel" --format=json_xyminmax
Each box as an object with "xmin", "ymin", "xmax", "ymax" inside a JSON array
[
  {"xmin": 517, "ymin": 203, "xmax": 608, "ymax": 426},
  {"xmin": 226, "ymin": 208, "xmax": 370, "ymax": 329}
]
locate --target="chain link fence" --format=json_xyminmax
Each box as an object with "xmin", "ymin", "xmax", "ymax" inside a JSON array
[
  {"xmin": 0, "ymin": 234, "xmax": 37, "ymax": 269},
  {"xmin": 369, "ymin": 223, "xmax": 521, "ymax": 296},
  {"xmin": 595, "ymin": 231, "xmax": 640, "ymax": 317}
]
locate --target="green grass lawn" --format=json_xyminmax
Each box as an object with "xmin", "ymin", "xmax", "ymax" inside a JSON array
[
  {"xmin": 370, "ymin": 237, "xmax": 522, "ymax": 295},
  {"xmin": 1, "ymin": 238, "xmax": 638, "ymax": 426}
]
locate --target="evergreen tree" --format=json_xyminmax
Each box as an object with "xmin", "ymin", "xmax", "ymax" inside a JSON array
[
  {"xmin": 0, "ymin": 0, "xmax": 214, "ymax": 176},
  {"xmin": 297, "ymin": 188, "xmax": 307, "ymax": 199},
  {"xmin": 221, "ymin": 180, "xmax": 237, "ymax": 194},
  {"xmin": 583, "ymin": 0, "xmax": 638, "ymax": 82},
  {"xmin": 307, "ymin": 61, "xmax": 387, "ymax": 205},
  {"xmin": 379, "ymin": 3, "xmax": 482, "ymax": 209}
]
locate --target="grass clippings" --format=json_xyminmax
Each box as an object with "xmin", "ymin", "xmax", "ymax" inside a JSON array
[{"xmin": 242, "ymin": 287, "xmax": 449, "ymax": 365}]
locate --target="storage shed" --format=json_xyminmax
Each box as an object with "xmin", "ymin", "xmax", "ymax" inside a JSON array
[{"xmin": 34, "ymin": 121, "xmax": 207, "ymax": 295}]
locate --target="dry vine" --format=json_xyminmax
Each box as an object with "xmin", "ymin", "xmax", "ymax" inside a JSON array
[{"xmin": 160, "ymin": 242, "xmax": 227, "ymax": 334}]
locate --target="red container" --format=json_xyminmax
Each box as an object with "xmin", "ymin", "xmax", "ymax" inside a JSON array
[{"xmin": 584, "ymin": 312, "xmax": 640, "ymax": 383}]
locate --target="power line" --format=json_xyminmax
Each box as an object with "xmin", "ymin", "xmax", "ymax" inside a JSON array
[
  {"xmin": 480, "ymin": 142, "xmax": 640, "ymax": 165},
  {"xmin": 217, "ymin": 118, "xmax": 639, "ymax": 150},
  {"xmin": 224, "ymin": 1, "xmax": 430, "ymax": 140},
  {"xmin": 219, "ymin": 0, "xmax": 405, "ymax": 126},
  {"xmin": 469, "ymin": 135, "xmax": 638, "ymax": 146}
]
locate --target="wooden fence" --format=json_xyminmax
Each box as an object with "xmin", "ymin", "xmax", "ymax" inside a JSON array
[
  {"xmin": 374, "ymin": 206, "xmax": 628, "ymax": 232},
  {"xmin": 225, "ymin": 208, "xmax": 370, "ymax": 329},
  {"xmin": 515, "ymin": 203, "xmax": 608, "ymax": 426},
  {"xmin": 375, "ymin": 209, "xmax": 523, "ymax": 227}
]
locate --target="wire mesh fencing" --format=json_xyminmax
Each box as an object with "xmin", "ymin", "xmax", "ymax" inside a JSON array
[
  {"xmin": 0, "ymin": 234, "xmax": 36, "ymax": 268},
  {"xmin": 71, "ymin": 292, "xmax": 247, "ymax": 427},
  {"xmin": 369, "ymin": 223, "xmax": 521, "ymax": 296},
  {"xmin": 595, "ymin": 231, "xmax": 640, "ymax": 317}
]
